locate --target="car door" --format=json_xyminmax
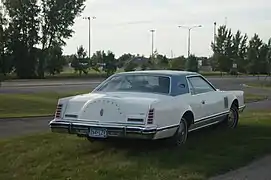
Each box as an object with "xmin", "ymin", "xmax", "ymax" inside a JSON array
[
  {"xmin": 185, "ymin": 78, "xmax": 207, "ymax": 121},
  {"xmin": 187, "ymin": 76, "xmax": 225, "ymax": 124}
]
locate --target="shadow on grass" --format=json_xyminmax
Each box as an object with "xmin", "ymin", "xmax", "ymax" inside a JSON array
[
  {"xmin": 85, "ymin": 123, "xmax": 271, "ymax": 176},
  {"xmin": 1, "ymin": 113, "xmax": 271, "ymax": 180}
]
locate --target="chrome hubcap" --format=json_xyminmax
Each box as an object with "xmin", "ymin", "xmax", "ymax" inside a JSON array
[
  {"xmin": 177, "ymin": 121, "xmax": 186, "ymax": 144},
  {"xmin": 228, "ymin": 109, "xmax": 236, "ymax": 127}
]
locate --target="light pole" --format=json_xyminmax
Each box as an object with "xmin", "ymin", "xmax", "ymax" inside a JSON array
[
  {"xmin": 83, "ymin": 16, "xmax": 96, "ymax": 58},
  {"xmin": 178, "ymin": 25, "xmax": 202, "ymax": 57},
  {"xmin": 150, "ymin": 29, "xmax": 155, "ymax": 57},
  {"xmin": 214, "ymin": 22, "xmax": 217, "ymax": 45}
]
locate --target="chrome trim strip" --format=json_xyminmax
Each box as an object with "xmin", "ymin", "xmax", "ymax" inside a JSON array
[
  {"xmin": 194, "ymin": 111, "xmax": 229, "ymax": 124},
  {"xmin": 157, "ymin": 124, "xmax": 179, "ymax": 131},
  {"xmin": 49, "ymin": 120, "xmax": 157, "ymax": 132},
  {"xmin": 239, "ymin": 105, "xmax": 246, "ymax": 112},
  {"xmin": 51, "ymin": 119, "xmax": 146, "ymax": 126},
  {"xmin": 189, "ymin": 121, "xmax": 220, "ymax": 132}
]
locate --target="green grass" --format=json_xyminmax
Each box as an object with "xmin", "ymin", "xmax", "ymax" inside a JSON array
[
  {"xmin": 245, "ymin": 93, "xmax": 268, "ymax": 103},
  {"xmin": 0, "ymin": 91, "xmax": 89, "ymax": 118},
  {"xmin": 246, "ymin": 82, "xmax": 271, "ymax": 89},
  {"xmin": 0, "ymin": 91, "xmax": 267, "ymax": 118},
  {"xmin": 0, "ymin": 111, "xmax": 271, "ymax": 180}
]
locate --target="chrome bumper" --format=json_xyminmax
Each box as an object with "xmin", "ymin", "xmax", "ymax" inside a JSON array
[
  {"xmin": 49, "ymin": 119, "xmax": 157, "ymax": 139},
  {"xmin": 239, "ymin": 105, "xmax": 246, "ymax": 112}
]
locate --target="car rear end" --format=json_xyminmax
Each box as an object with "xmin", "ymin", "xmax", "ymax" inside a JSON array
[{"xmin": 49, "ymin": 94, "xmax": 160, "ymax": 140}]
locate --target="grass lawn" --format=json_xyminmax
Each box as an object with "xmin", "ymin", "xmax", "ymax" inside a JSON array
[
  {"xmin": 246, "ymin": 82, "xmax": 271, "ymax": 89},
  {"xmin": 0, "ymin": 111, "xmax": 271, "ymax": 180},
  {"xmin": 0, "ymin": 90, "xmax": 89, "ymax": 118},
  {"xmin": 0, "ymin": 91, "xmax": 268, "ymax": 118},
  {"xmin": 245, "ymin": 93, "xmax": 268, "ymax": 103}
]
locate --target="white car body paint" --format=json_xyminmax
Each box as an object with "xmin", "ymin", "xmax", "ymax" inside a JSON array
[{"xmin": 49, "ymin": 70, "xmax": 246, "ymax": 141}]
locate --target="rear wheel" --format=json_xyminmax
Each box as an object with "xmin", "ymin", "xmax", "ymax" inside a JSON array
[{"xmin": 169, "ymin": 117, "xmax": 188, "ymax": 147}]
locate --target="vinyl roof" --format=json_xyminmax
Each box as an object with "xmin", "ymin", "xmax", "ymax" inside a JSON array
[{"xmin": 116, "ymin": 70, "xmax": 199, "ymax": 76}]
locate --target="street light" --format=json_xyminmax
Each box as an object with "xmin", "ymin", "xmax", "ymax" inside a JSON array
[
  {"xmin": 178, "ymin": 25, "xmax": 202, "ymax": 57},
  {"xmin": 83, "ymin": 16, "xmax": 96, "ymax": 58},
  {"xmin": 150, "ymin": 29, "xmax": 155, "ymax": 57},
  {"xmin": 214, "ymin": 22, "xmax": 217, "ymax": 44}
]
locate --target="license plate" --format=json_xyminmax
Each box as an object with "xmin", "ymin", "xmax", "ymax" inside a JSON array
[{"xmin": 88, "ymin": 128, "xmax": 107, "ymax": 138}]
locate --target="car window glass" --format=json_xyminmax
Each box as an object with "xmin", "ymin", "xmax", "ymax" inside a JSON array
[
  {"xmin": 96, "ymin": 75, "xmax": 170, "ymax": 95},
  {"xmin": 188, "ymin": 76, "xmax": 215, "ymax": 94},
  {"xmin": 186, "ymin": 78, "xmax": 195, "ymax": 94}
]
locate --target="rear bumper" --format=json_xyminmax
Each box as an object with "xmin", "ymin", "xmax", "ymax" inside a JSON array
[{"xmin": 49, "ymin": 119, "xmax": 157, "ymax": 140}]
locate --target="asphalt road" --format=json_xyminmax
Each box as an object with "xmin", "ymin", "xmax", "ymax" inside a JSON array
[{"xmin": 1, "ymin": 76, "xmax": 271, "ymax": 93}]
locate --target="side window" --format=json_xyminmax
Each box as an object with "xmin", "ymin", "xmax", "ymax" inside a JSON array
[
  {"xmin": 187, "ymin": 78, "xmax": 195, "ymax": 94},
  {"xmin": 188, "ymin": 76, "xmax": 215, "ymax": 94}
]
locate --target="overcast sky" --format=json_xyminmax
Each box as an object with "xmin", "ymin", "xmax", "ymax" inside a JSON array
[{"xmin": 63, "ymin": 0, "xmax": 271, "ymax": 58}]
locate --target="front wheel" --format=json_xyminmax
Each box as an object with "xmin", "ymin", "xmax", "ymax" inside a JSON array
[
  {"xmin": 169, "ymin": 117, "xmax": 188, "ymax": 147},
  {"xmin": 221, "ymin": 104, "xmax": 239, "ymax": 129}
]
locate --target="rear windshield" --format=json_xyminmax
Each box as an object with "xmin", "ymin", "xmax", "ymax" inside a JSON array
[{"xmin": 95, "ymin": 74, "xmax": 171, "ymax": 95}]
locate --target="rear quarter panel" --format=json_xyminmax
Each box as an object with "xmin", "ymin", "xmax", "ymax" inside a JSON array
[{"xmin": 151, "ymin": 94, "xmax": 192, "ymax": 139}]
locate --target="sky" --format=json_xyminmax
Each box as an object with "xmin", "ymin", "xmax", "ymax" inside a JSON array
[{"xmin": 63, "ymin": 0, "xmax": 271, "ymax": 58}]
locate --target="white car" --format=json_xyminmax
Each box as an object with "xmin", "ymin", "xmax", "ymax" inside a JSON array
[{"xmin": 49, "ymin": 70, "xmax": 246, "ymax": 146}]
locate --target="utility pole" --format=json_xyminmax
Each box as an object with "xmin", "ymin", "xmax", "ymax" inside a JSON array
[
  {"xmin": 83, "ymin": 16, "xmax": 96, "ymax": 58},
  {"xmin": 150, "ymin": 29, "xmax": 155, "ymax": 57},
  {"xmin": 214, "ymin": 22, "xmax": 217, "ymax": 44},
  {"xmin": 178, "ymin": 25, "xmax": 202, "ymax": 58}
]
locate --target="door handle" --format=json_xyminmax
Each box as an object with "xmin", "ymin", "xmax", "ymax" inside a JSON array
[{"xmin": 201, "ymin": 100, "xmax": 205, "ymax": 104}]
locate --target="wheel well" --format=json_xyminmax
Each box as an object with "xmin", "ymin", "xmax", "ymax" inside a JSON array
[
  {"xmin": 182, "ymin": 111, "xmax": 194, "ymax": 128},
  {"xmin": 232, "ymin": 99, "xmax": 239, "ymax": 108}
]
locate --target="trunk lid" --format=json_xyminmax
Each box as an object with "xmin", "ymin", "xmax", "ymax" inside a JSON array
[{"xmin": 63, "ymin": 92, "xmax": 164, "ymax": 124}]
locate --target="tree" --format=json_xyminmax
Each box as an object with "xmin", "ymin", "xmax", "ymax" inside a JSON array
[
  {"xmin": 117, "ymin": 53, "xmax": 134, "ymax": 68},
  {"xmin": 46, "ymin": 44, "xmax": 66, "ymax": 75},
  {"xmin": 247, "ymin": 34, "xmax": 263, "ymax": 77},
  {"xmin": 71, "ymin": 45, "xmax": 89, "ymax": 75},
  {"xmin": 169, "ymin": 56, "xmax": 186, "ymax": 70},
  {"xmin": 266, "ymin": 38, "xmax": 271, "ymax": 76},
  {"xmin": 91, "ymin": 50, "xmax": 106, "ymax": 72},
  {"xmin": 0, "ymin": 5, "xmax": 7, "ymax": 76},
  {"xmin": 103, "ymin": 51, "xmax": 117, "ymax": 77},
  {"xmin": 211, "ymin": 25, "xmax": 234, "ymax": 74},
  {"xmin": 4, "ymin": 0, "xmax": 40, "ymax": 78},
  {"xmin": 38, "ymin": 0, "xmax": 86, "ymax": 78},
  {"xmin": 124, "ymin": 61, "xmax": 137, "ymax": 72},
  {"xmin": 155, "ymin": 54, "xmax": 169, "ymax": 69},
  {"xmin": 186, "ymin": 54, "xmax": 198, "ymax": 72},
  {"xmin": 232, "ymin": 30, "xmax": 248, "ymax": 73}
]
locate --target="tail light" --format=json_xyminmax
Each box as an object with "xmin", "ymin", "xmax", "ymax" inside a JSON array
[
  {"xmin": 55, "ymin": 104, "xmax": 63, "ymax": 119},
  {"xmin": 147, "ymin": 108, "xmax": 154, "ymax": 124}
]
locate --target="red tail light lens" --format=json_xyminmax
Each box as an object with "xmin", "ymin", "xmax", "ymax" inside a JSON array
[
  {"xmin": 147, "ymin": 108, "xmax": 154, "ymax": 124},
  {"xmin": 55, "ymin": 104, "xmax": 63, "ymax": 119}
]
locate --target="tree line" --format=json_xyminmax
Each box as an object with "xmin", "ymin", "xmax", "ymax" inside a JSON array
[
  {"xmin": 211, "ymin": 25, "xmax": 271, "ymax": 76},
  {"xmin": 1, "ymin": 0, "xmax": 270, "ymax": 80},
  {"xmin": 74, "ymin": 23, "xmax": 271, "ymax": 77},
  {"xmin": 0, "ymin": 0, "xmax": 86, "ymax": 79}
]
